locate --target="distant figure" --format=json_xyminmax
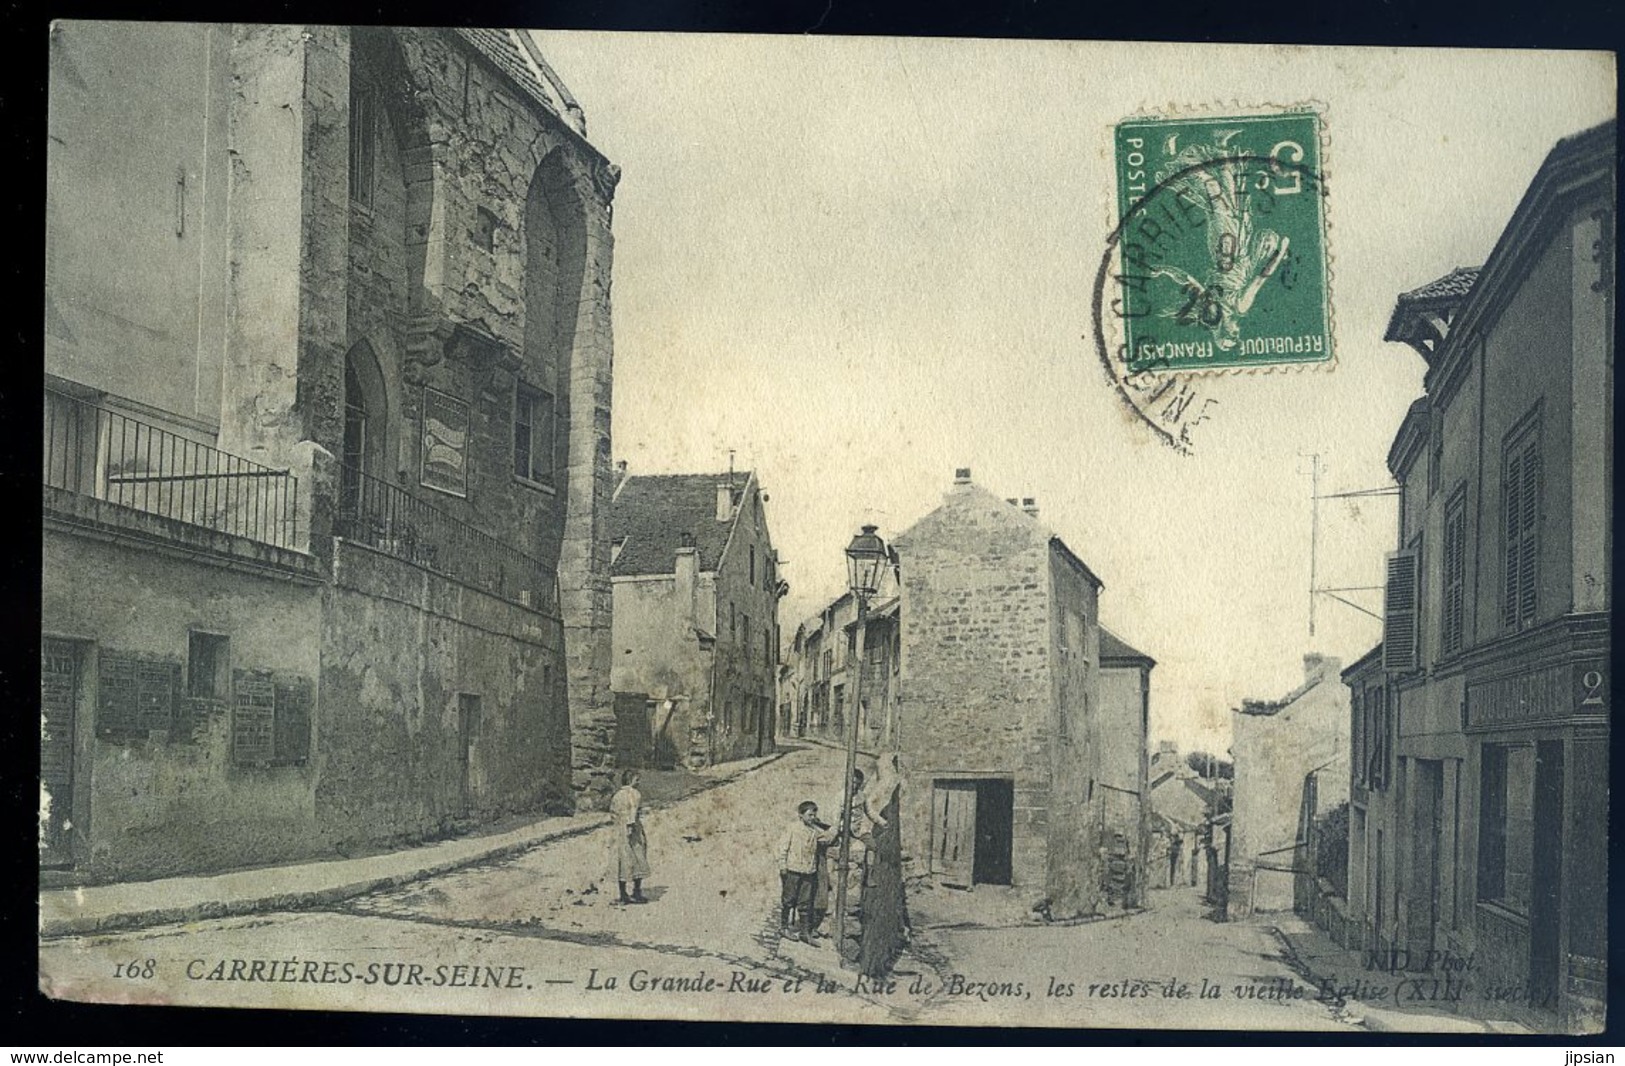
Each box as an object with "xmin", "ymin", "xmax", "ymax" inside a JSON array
[
  {"xmin": 778, "ymin": 800, "xmax": 837, "ymax": 942},
  {"xmin": 609, "ymin": 769, "xmax": 650, "ymax": 905}
]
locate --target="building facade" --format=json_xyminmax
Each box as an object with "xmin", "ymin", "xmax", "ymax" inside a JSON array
[
  {"xmin": 780, "ymin": 568, "xmax": 901, "ymax": 752},
  {"xmin": 608, "ymin": 469, "xmax": 785, "ymax": 767},
  {"xmin": 889, "ymin": 470, "xmax": 1145, "ymax": 919},
  {"xmin": 1228, "ymin": 654, "xmax": 1350, "ymax": 919},
  {"xmin": 1349, "ymin": 121, "xmax": 1612, "ymax": 1032},
  {"xmin": 778, "ymin": 473, "xmax": 1154, "ymax": 917},
  {"xmin": 1098, "ymin": 629, "xmax": 1156, "ymax": 908},
  {"xmin": 42, "ymin": 22, "xmax": 618, "ymax": 880}
]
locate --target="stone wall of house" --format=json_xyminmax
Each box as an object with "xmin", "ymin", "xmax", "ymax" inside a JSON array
[
  {"xmin": 317, "ymin": 540, "xmax": 569, "ymax": 848},
  {"xmin": 42, "ymin": 23, "xmax": 618, "ymax": 883},
  {"xmin": 325, "ymin": 26, "xmax": 619, "ymax": 810},
  {"xmin": 1045, "ymin": 547, "xmax": 1104, "ymax": 918},
  {"xmin": 42, "ymin": 520, "xmax": 326, "ymax": 881},
  {"xmin": 1097, "ymin": 662, "xmax": 1150, "ymax": 908},
  {"xmin": 707, "ymin": 480, "xmax": 781, "ymax": 763},
  {"xmin": 893, "ymin": 484, "xmax": 1056, "ymax": 896},
  {"xmin": 1229, "ymin": 655, "xmax": 1349, "ymax": 917}
]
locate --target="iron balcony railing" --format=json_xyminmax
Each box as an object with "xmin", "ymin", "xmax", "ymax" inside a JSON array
[
  {"xmin": 44, "ymin": 386, "xmax": 299, "ymax": 550},
  {"xmin": 335, "ymin": 463, "xmax": 558, "ymax": 614}
]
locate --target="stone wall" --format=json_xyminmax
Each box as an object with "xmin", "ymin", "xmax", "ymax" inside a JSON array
[
  {"xmin": 42, "ymin": 523, "xmax": 325, "ymax": 881},
  {"xmin": 318, "ymin": 540, "xmax": 568, "ymax": 848},
  {"xmin": 1097, "ymin": 662, "xmax": 1150, "ymax": 908},
  {"xmin": 312, "ymin": 26, "xmax": 617, "ymax": 809},
  {"xmin": 893, "ymin": 483, "xmax": 1057, "ymax": 896},
  {"xmin": 1229, "ymin": 656, "xmax": 1349, "ymax": 917},
  {"xmin": 707, "ymin": 481, "xmax": 781, "ymax": 763},
  {"xmin": 1044, "ymin": 543, "xmax": 1104, "ymax": 917}
]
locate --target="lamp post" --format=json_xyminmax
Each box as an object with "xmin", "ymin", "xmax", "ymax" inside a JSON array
[{"xmin": 833, "ymin": 523, "xmax": 888, "ymax": 963}]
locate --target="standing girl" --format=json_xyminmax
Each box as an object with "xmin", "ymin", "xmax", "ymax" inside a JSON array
[{"xmin": 609, "ymin": 769, "xmax": 650, "ymax": 904}]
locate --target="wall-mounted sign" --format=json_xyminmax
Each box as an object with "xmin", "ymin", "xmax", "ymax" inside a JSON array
[
  {"xmin": 1466, "ymin": 660, "xmax": 1608, "ymax": 730},
  {"xmin": 420, "ymin": 387, "xmax": 470, "ymax": 498}
]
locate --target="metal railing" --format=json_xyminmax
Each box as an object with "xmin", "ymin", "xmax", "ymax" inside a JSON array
[
  {"xmin": 44, "ymin": 387, "xmax": 299, "ymax": 550},
  {"xmin": 335, "ymin": 463, "xmax": 557, "ymax": 613}
]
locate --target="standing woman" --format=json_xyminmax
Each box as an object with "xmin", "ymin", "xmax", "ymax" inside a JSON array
[{"xmin": 609, "ymin": 769, "xmax": 650, "ymax": 904}]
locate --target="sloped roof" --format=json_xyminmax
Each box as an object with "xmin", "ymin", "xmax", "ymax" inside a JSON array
[
  {"xmin": 610, "ymin": 472, "xmax": 751, "ymax": 578},
  {"xmin": 1400, "ymin": 267, "xmax": 1480, "ymax": 304},
  {"xmin": 1100, "ymin": 626, "xmax": 1155, "ymax": 666},
  {"xmin": 454, "ymin": 29, "xmax": 586, "ymax": 137},
  {"xmin": 892, "ymin": 481, "xmax": 1104, "ymax": 590}
]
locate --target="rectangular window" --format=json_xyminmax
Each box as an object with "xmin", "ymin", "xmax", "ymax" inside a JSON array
[
  {"xmin": 1365, "ymin": 685, "xmax": 1390, "ymax": 789},
  {"xmin": 743, "ymin": 614, "xmax": 750, "ymax": 654},
  {"xmin": 1478, "ymin": 743, "xmax": 1535, "ymax": 914},
  {"xmin": 513, "ymin": 385, "xmax": 556, "ymax": 486},
  {"xmin": 187, "ymin": 632, "xmax": 230, "ymax": 700},
  {"xmin": 1502, "ymin": 412, "xmax": 1541, "ymax": 630},
  {"xmin": 1442, "ymin": 486, "xmax": 1468, "ymax": 656},
  {"xmin": 349, "ymin": 88, "xmax": 376, "ymax": 207},
  {"xmin": 749, "ymin": 546, "xmax": 756, "ymax": 587}
]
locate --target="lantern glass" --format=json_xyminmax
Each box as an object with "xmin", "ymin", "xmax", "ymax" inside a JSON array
[{"xmin": 845, "ymin": 524, "xmax": 888, "ymax": 598}]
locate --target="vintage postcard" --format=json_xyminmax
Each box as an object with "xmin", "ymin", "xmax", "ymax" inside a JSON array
[{"xmin": 38, "ymin": 25, "xmax": 1614, "ymax": 1034}]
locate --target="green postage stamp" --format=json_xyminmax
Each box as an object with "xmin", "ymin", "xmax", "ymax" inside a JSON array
[{"xmin": 1112, "ymin": 110, "xmax": 1330, "ymax": 373}]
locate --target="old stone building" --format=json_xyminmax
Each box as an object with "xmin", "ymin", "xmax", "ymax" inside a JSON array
[
  {"xmin": 607, "ymin": 469, "xmax": 787, "ymax": 767},
  {"xmin": 781, "ymin": 566, "xmax": 902, "ymax": 750},
  {"xmin": 42, "ymin": 22, "xmax": 617, "ymax": 880},
  {"xmin": 1097, "ymin": 628, "xmax": 1156, "ymax": 908},
  {"xmin": 1348, "ymin": 121, "xmax": 1612, "ymax": 1032},
  {"xmin": 1228, "ymin": 654, "xmax": 1350, "ymax": 919},
  {"xmin": 776, "ymin": 473, "xmax": 1155, "ymax": 916},
  {"xmin": 888, "ymin": 470, "xmax": 1146, "ymax": 919}
]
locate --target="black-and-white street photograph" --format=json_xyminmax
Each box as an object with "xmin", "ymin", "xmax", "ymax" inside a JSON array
[{"xmin": 36, "ymin": 23, "xmax": 1614, "ymax": 1036}]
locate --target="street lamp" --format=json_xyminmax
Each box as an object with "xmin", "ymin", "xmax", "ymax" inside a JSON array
[{"xmin": 833, "ymin": 524, "xmax": 888, "ymax": 963}]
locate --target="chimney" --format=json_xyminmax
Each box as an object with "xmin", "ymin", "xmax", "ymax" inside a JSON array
[
  {"xmin": 954, "ymin": 467, "xmax": 972, "ymax": 485},
  {"xmin": 1006, "ymin": 498, "xmax": 1020, "ymax": 506},
  {"xmin": 1303, "ymin": 652, "xmax": 1341, "ymax": 682},
  {"xmin": 614, "ymin": 460, "xmax": 629, "ymax": 493},
  {"xmin": 1022, "ymin": 497, "xmax": 1039, "ymax": 518},
  {"xmin": 717, "ymin": 481, "xmax": 735, "ymax": 522}
]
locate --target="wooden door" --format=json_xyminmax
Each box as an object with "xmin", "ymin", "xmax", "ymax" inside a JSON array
[
  {"xmin": 40, "ymin": 640, "xmax": 80, "ymax": 868},
  {"xmin": 932, "ymin": 781, "xmax": 976, "ymax": 885}
]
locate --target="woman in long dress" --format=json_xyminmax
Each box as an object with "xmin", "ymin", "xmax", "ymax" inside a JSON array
[{"xmin": 609, "ymin": 769, "xmax": 650, "ymax": 904}]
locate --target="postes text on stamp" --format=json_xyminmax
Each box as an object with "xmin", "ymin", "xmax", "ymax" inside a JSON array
[{"xmin": 1113, "ymin": 111, "xmax": 1330, "ymax": 374}]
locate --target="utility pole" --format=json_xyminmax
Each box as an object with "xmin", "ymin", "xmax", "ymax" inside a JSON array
[{"xmin": 1308, "ymin": 453, "xmax": 1321, "ymax": 638}]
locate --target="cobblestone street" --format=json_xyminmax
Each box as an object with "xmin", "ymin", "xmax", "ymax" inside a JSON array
[{"xmin": 40, "ymin": 745, "xmax": 1371, "ymax": 1029}]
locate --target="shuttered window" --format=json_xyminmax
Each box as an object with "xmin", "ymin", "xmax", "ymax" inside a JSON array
[
  {"xmin": 1502, "ymin": 414, "xmax": 1541, "ymax": 631},
  {"xmin": 1382, "ymin": 549, "xmax": 1419, "ymax": 673},
  {"xmin": 231, "ymin": 670, "xmax": 312, "ymax": 767},
  {"xmin": 1441, "ymin": 487, "xmax": 1468, "ymax": 656}
]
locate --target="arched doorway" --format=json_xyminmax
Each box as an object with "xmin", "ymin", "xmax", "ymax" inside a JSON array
[{"xmin": 340, "ymin": 340, "xmax": 389, "ymax": 525}]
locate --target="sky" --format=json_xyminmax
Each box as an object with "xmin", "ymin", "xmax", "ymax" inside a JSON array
[{"xmin": 532, "ymin": 33, "xmax": 1614, "ymax": 753}]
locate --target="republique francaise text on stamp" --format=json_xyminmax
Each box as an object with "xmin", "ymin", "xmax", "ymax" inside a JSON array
[{"xmin": 1112, "ymin": 110, "xmax": 1331, "ymax": 374}]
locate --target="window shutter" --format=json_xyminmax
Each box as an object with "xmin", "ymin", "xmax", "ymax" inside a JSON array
[
  {"xmin": 1383, "ymin": 549, "xmax": 1419, "ymax": 673},
  {"xmin": 1517, "ymin": 446, "xmax": 1540, "ymax": 627},
  {"xmin": 1503, "ymin": 452, "xmax": 1522, "ymax": 629}
]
